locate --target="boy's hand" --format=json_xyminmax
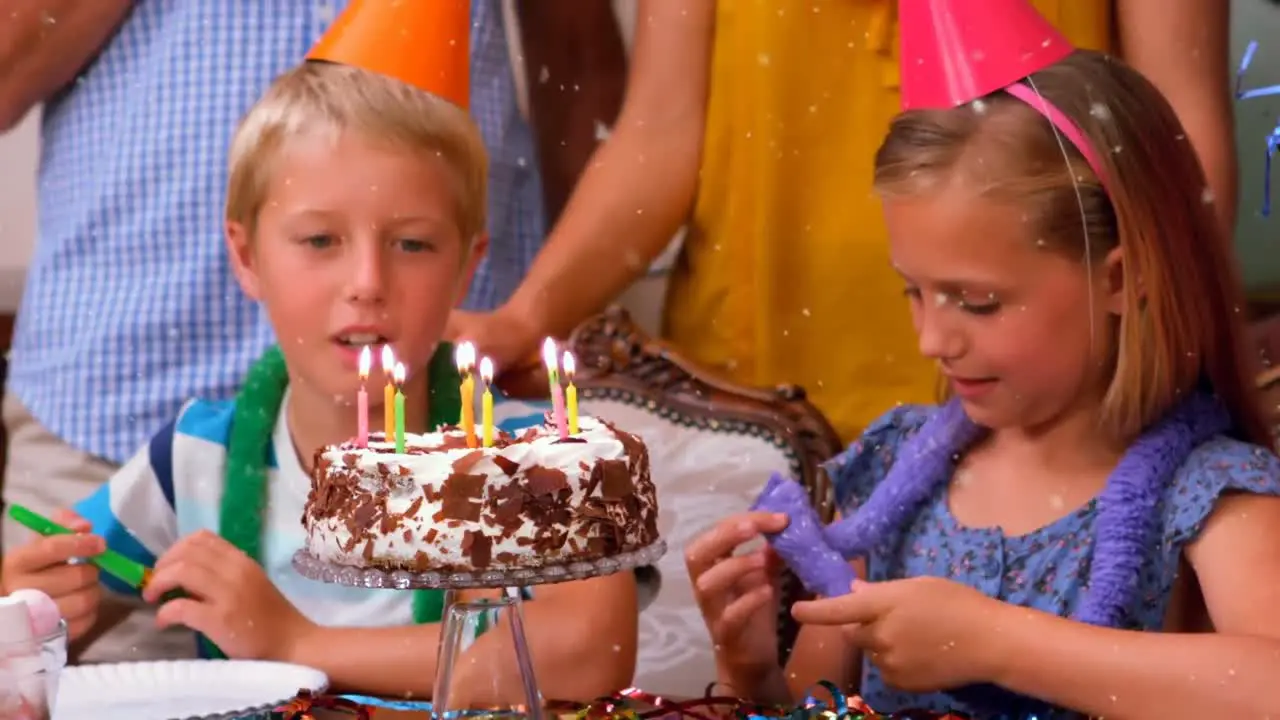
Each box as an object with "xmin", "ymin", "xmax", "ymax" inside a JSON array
[
  {"xmin": 0, "ymin": 510, "xmax": 103, "ymax": 640},
  {"xmin": 143, "ymin": 530, "xmax": 316, "ymax": 661}
]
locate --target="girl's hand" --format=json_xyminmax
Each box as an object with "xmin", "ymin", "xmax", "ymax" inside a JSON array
[
  {"xmin": 685, "ymin": 511, "xmax": 790, "ymax": 690},
  {"xmin": 143, "ymin": 531, "xmax": 316, "ymax": 661},
  {"xmin": 791, "ymin": 577, "xmax": 1008, "ymax": 693}
]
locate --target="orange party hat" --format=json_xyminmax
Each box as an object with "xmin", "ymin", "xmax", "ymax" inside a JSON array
[
  {"xmin": 898, "ymin": 0, "xmax": 1073, "ymax": 111},
  {"xmin": 308, "ymin": 0, "xmax": 471, "ymax": 108}
]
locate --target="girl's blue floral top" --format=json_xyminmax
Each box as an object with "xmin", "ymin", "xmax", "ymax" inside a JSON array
[{"xmin": 826, "ymin": 405, "xmax": 1280, "ymax": 717}]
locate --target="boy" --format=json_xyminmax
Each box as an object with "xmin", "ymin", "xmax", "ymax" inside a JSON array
[{"xmin": 0, "ymin": 0, "xmax": 637, "ymax": 702}]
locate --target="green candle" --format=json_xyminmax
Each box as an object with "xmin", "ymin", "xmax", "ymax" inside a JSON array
[
  {"xmin": 394, "ymin": 361, "xmax": 407, "ymax": 453},
  {"xmin": 8, "ymin": 504, "xmax": 148, "ymax": 590}
]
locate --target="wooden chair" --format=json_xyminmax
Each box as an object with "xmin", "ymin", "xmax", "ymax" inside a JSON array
[
  {"xmin": 1256, "ymin": 365, "xmax": 1280, "ymax": 441},
  {"xmin": 565, "ymin": 306, "xmax": 844, "ymax": 696},
  {"xmin": 1250, "ymin": 313, "xmax": 1280, "ymax": 444}
]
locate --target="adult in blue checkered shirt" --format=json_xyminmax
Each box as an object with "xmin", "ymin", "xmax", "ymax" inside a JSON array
[{"xmin": 0, "ymin": 0, "xmax": 588, "ymax": 663}]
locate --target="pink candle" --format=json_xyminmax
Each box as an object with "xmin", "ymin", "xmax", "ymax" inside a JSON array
[
  {"xmin": 357, "ymin": 345, "xmax": 371, "ymax": 447},
  {"xmin": 542, "ymin": 338, "xmax": 569, "ymax": 440}
]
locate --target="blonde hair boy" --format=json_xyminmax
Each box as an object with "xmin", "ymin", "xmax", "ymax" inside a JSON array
[{"xmin": 226, "ymin": 61, "xmax": 488, "ymax": 241}]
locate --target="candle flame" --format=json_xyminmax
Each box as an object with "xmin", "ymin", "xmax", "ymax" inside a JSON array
[
  {"xmin": 455, "ymin": 341, "xmax": 476, "ymax": 372},
  {"xmin": 358, "ymin": 345, "xmax": 372, "ymax": 379},
  {"xmin": 479, "ymin": 356, "xmax": 494, "ymax": 384},
  {"xmin": 381, "ymin": 344, "xmax": 396, "ymax": 373},
  {"xmin": 562, "ymin": 350, "xmax": 576, "ymax": 379},
  {"xmin": 392, "ymin": 361, "xmax": 406, "ymax": 388},
  {"xmin": 542, "ymin": 337, "xmax": 559, "ymax": 372}
]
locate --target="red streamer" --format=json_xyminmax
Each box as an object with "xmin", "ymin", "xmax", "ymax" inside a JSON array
[{"xmin": 273, "ymin": 689, "xmax": 372, "ymax": 719}]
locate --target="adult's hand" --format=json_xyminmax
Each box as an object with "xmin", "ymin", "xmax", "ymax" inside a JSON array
[{"xmin": 446, "ymin": 307, "xmax": 542, "ymax": 373}]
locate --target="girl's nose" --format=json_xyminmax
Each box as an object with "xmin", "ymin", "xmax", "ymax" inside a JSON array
[{"xmin": 915, "ymin": 305, "xmax": 964, "ymax": 361}]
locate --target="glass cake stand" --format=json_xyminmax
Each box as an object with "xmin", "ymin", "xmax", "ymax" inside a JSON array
[{"xmin": 293, "ymin": 540, "xmax": 666, "ymax": 719}]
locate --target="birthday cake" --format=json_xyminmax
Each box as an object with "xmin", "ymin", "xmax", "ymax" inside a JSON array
[{"xmin": 304, "ymin": 415, "xmax": 660, "ymax": 572}]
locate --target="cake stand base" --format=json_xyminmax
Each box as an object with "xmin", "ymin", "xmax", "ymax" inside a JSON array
[
  {"xmin": 292, "ymin": 540, "xmax": 666, "ymax": 719},
  {"xmin": 433, "ymin": 586, "xmax": 541, "ymax": 719}
]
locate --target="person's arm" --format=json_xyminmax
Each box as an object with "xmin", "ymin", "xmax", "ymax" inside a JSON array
[
  {"xmin": 1115, "ymin": 0, "xmax": 1238, "ymax": 236},
  {"xmin": 285, "ymin": 572, "xmax": 637, "ymax": 701},
  {"xmin": 67, "ymin": 418, "xmax": 183, "ymax": 651},
  {"xmin": 987, "ymin": 492, "xmax": 1280, "ymax": 718},
  {"xmin": 517, "ymin": 0, "xmax": 629, "ymax": 225},
  {"xmin": 0, "ymin": 0, "xmax": 134, "ymax": 131},
  {"xmin": 497, "ymin": 0, "xmax": 715, "ymax": 343}
]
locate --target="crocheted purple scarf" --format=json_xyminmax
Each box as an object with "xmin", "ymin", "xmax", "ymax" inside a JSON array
[{"xmin": 752, "ymin": 392, "xmax": 1231, "ymax": 715}]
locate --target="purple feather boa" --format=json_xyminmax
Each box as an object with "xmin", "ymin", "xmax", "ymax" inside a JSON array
[{"xmin": 752, "ymin": 392, "xmax": 1231, "ymax": 715}]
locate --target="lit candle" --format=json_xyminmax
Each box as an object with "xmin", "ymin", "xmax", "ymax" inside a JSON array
[
  {"xmin": 480, "ymin": 356, "xmax": 495, "ymax": 448},
  {"xmin": 357, "ymin": 345, "xmax": 371, "ymax": 447},
  {"xmin": 393, "ymin": 362, "xmax": 406, "ymax": 454},
  {"xmin": 456, "ymin": 342, "xmax": 477, "ymax": 447},
  {"xmin": 563, "ymin": 350, "xmax": 579, "ymax": 435},
  {"xmin": 381, "ymin": 345, "xmax": 396, "ymax": 440},
  {"xmin": 542, "ymin": 338, "xmax": 568, "ymax": 440}
]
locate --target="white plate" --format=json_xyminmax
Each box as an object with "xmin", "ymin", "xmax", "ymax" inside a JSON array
[{"xmin": 53, "ymin": 660, "xmax": 328, "ymax": 720}]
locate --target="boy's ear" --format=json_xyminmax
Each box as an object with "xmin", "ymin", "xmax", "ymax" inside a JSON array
[
  {"xmin": 225, "ymin": 221, "xmax": 263, "ymax": 301},
  {"xmin": 454, "ymin": 232, "xmax": 489, "ymax": 307}
]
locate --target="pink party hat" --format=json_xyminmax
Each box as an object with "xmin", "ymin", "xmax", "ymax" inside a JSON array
[{"xmin": 898, "ymin": 0, "xmax": 1074, "ymax": 110}]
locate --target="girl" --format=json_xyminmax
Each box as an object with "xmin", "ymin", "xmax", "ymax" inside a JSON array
[{"xmin": 686, "ymin": 49, "xmax": 1280, "ymax": 719}]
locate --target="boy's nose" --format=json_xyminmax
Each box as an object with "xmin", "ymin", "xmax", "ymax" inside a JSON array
[{"xmin": 345, "ymin": 242, "xmax": 388, "ymax": 304}]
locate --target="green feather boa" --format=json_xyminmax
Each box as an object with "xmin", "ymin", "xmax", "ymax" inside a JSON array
[{"xmin": 206, "ymin": 343, "xmax": 460, "ymax": 658}]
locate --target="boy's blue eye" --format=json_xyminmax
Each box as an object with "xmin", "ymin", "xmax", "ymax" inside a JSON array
[
  {"xmin": 302, "ymin": 234, "xmax": 335, "ymax": 249},
  {"xmin": 396, "ymin": 238, "xmax": 435, "ymax": 253}
]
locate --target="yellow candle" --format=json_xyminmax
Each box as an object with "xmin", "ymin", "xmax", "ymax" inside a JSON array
[
  {"xmin": 563, "ymin": 351, "xmax": 579, "ymax": 435},
  {"xmin": 456, "ymin": 342, "xmax": 476, "ymax": 447},
  {"xmin": 480, "ymin": 357, "xmax": 495, "ymax": 447},
  {"xmin": 381, "ymin": 345, "xmax": 396, "ymax": 439},
  {"xmin": 461, "ymin": 374, "xmax": 475, "ymax": 446}
]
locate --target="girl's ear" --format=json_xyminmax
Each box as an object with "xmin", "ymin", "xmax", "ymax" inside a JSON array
[{"xmin": 1102, "ymin": 246, "xmax": 1126, "ymax": 316}]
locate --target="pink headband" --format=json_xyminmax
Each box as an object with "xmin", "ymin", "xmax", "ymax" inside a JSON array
[{"xmin": 1005, "ymin": 82, "xmax": 1110, "ymax": 191}]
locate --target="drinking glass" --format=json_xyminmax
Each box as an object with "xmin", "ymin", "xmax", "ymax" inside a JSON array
[{"xmin": 0, "ymin": 620, "xmax": 67, "ymax": 720}]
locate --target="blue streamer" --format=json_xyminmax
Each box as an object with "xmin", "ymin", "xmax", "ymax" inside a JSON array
[
  {"xmin": 339, "ymin": 694, "xmax": 433, "ymax": 711},
  {"xmin": 1236, "ymin": 40, "xmax": 1280, "ymax": 218}
]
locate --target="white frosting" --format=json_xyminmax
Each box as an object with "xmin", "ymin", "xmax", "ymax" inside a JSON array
[{"xmin": 305, "ymin": 416, "xmax": 656, "ymax": 571}]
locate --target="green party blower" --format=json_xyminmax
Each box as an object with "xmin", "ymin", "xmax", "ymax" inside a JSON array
[
  {"xmin": 7, "ymin": 503, "xmax": 154, "ymax": 589},
  {"xmin": 8, "ymin": 503, "xmax": 224, "ymax": 658}
]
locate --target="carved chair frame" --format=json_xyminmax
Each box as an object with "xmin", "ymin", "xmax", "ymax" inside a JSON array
[{"xmin": 567, "ymin": 306, "xmax": 845, "ymax": 664}]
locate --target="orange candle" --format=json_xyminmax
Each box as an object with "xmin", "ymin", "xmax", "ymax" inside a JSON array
[{"xmin": 381, "ymin": 345, "xmax": 396, "ymax": 439}]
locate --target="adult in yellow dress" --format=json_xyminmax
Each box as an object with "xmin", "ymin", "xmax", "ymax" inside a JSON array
[{"xmin": 452, "ymin": 0, "xmax": 1236, "ymax": 443}]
